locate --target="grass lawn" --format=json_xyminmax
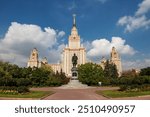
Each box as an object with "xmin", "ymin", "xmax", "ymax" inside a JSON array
[
  {"xmin": 96, "ymin": 90, "xmax": 150, "ymax": 98},
  {"xmin": 0, "ymin": 91, "xmax": 54, "ymax": 99}
]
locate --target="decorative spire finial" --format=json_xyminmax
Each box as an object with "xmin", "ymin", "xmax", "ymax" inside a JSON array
[{"xmin": 73, "ymin": 14, "xmax": 76, "ymax": 27}]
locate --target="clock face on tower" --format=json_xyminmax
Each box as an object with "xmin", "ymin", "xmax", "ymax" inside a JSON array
[
  {"xmin": 32, "ymin": 53, "xmax": 35, "ymax": 59},
  {"xmin": 114, "ymin": 52, "xmax": 117, "ymax": 58}
]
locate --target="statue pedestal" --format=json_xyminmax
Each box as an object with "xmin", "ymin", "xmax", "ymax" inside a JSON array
[
  {"xmin": 58, "ymin": 66, "xmax": 90, "ymax": 89},
  {"xmin": 71, "ymin": 66, "xmax": 78, "ymax": 80},
  {"xmin": 58, "ymin": 80, "xmax": 89, "ymax": 89}
]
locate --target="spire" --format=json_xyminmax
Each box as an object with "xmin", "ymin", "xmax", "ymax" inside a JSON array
[
  {"xmin": 112, "ymin": 46, "xmax": 115, "ymax": 51},
  {"xmin": 111, "ymin": 46, "xmax": 119, "ymax": 59},
  {"xmin": 73, "ymin": 14, "xmax": 76, "ymax": 27},
  {"xmin": 71, "ymin": 14, "xmax": 78, "ymax": 36}
]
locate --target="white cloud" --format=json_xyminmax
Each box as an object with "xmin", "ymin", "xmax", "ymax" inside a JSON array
[
  {"xmin": 85, "ymin": 36, "xmax": 149, "ymax": 70},
  {"xmin": 48, "ymin": 44, "xmax": 65, "ymax": 64},
  {"xmin": 117, "ymin": 0, "xmax": 150, "ymax": 32},
  {"xmin": 117, "ymin": 16, "xmax": 132, "ymax": 26},
  {"xmin": 0, "ymin": 22, "xmax": 65, "ymax": 66},
  {"xmin": 83, "ymin": 41, "xmax": 92, "ymax": 51},
  {"xmin": 87, "ymin": 37, "xmax": 136, "ymax": 59},
  {"xmin": 136, "ymin": 0, "xmax": 150, "ymax": 16},
  {"xmin": 122, "ymin": 58, "xmax": 150, "ymax": 70},
  {"xmin": 118, "ymin": 15, "xmax": 150, "ymax": 32},
  {"xmin": 57, "ymin": 31, "xmax": 65, "ymax": 38}
]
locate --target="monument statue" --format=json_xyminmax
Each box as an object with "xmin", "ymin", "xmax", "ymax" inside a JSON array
[{"xmin": 72, "ymin": 53, "xmax": 78, "ymax": 67}]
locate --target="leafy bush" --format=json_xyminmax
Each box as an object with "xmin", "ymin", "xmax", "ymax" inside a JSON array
[
  {"xmin": 118, "ymin": 77, "xmax": 134, "ymax": 85},
  {"xmin": 78, "ymin": 63, "xmax": 104, "ymax": 86},
  {"xmin": 119, "ymin": 84, "xmax": 150, "ymax": 92},
  {"xmin": 0, "ymin": 86, "xmax": 16, "ymax": 92},
  {"xmin": 17, "ymin": 86, "xmax": 29, "ymax": 93},
  {"xmin": 46, "ymin": 77, "xmax": 62, "ymax": 86},
  {"xmin": 119, "ymin": 85, "xmax": 127, "ymax": 91},
  {"xmin": 122, "ymin": 69, "xmax": 138, "ymax": 77},
  {"xmin": 17, "ymin": 78, "xmax": 31, "ymax": 86},
  {"xmin": 140, "ymin": 67, "xmax": 150, "ymax": 76}
]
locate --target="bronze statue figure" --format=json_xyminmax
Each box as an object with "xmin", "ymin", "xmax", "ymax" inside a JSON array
[{"xmin": 72, "ymin": 53, "xmax": 78, "ymax": 67}]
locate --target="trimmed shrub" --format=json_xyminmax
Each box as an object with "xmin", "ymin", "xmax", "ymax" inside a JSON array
[{"xmin": 17, "ymin": 86, "xmax": 29, "ymax": 93}]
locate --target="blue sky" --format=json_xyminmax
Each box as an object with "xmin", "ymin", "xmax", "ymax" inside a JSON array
[{"xmin": 0, "ymin": 0, "xmax": 150, "ymax": 70}]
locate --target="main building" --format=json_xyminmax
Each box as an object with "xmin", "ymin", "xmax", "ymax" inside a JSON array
[{"xmin": 27, "ymin": 15, "xmax": 122, "ymax": 76}]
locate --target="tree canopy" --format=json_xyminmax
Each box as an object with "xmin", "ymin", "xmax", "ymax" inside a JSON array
[
  {"xmin": 104, "ymin": 60, "xmax": 118, "ymax": 78},
  {"xmin": 78, "ymin": 63, "xmax": 104, "ymax": 86},
  {"xmin": 0, "ymin": 61, "xmax": 69, "ymax": 93},
  {"xmin": 140, "ymin": 67, "xmax": 150, "ymax": 76}
]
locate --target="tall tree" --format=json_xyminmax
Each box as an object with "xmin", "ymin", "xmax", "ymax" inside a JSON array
[{"xmin": 104, "ymin": 60, "xmax": 118, "ymax": 78}]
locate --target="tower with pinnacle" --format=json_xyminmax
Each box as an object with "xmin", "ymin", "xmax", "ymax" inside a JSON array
[
  {"xmin": 62, "ymin": 14, "xmax": 86, "ymax": 76},
  {"xmin": 110, "ymin": 47, "xmax": 122, "ymax": 76},
  {"xmin": 27, "ymin": 48, "xmax": 39, "ymax": 68}
]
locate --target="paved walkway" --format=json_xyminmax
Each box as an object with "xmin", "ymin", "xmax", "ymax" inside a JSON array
[
  {"xmin": 32, "ymin": 87, "xmax": 150, "ymax": 100},
  {"xmin": 44, "ymin": 88, "xmax": 107, "ymax": 100},
  {"xmin": 31, "ymin": 87, "xmax": 150, "ymax": 100},
  {"xmin": 32, "ymin": 87, "xmax": 120, "ymax": 100},
  {"xmin": 0, "ymin": 87, "xmax": 149, "ymax": 100},
  {"xmin": 31, "ymin": 87, "xmax": 107, "ymax": 100}
]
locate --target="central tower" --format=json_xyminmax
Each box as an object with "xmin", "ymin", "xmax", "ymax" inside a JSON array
[
  {"xmin": 62, "ymin": 14, "xmax": 86, "ymax": 76},
  {"xmin": 68, "ymin": 14, "xmax": 80, "ymax": 49}
]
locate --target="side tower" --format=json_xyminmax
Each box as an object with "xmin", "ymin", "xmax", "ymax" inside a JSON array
[
  {"xmin": 27, "ymin": 48, "xmax": 39, "ymax": 68},
  {"xmin": 110, "ymin": 47, "xmax": 122, "ymax": 77},
  {"xmin": 100, "ymin": 57, "xmax": 107, "ymax": 69},
  {"xmin": 41, "ymin": 57, "xmax": 48, "ymax": 64}
]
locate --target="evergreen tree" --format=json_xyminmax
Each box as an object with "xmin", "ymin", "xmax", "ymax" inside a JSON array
[
  {"xmin": 111, "ymin": 64, "xmax": 118, "ymax": 78},
  {"xmin": 104, "ymin": 60, "xmax": 118, "ymax": 78}
]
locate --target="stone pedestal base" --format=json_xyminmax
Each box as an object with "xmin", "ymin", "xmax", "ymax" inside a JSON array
[
  {"xmin": 71, "ymin": 66, "xmax": 78, "ymax": 80},
  {"xmin": 58, "ymin": 80, "xmax": 89, "ymax": 89}
]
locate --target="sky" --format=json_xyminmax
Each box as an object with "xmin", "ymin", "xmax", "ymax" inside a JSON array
[{"xmin": 0, "ymin": 0, "xmax": 150, "ymax": 70}]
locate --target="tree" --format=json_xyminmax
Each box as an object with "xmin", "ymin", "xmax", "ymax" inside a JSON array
[
  {"xmin": 122, "ymin": 69, "xmax": 138, "ymax": 77},
  {"xmin": 0, "ymin": 67, "xmax": 5, "ymax": 78},
  {"xmin": 42, "ymin": 65, "xmax": 53, "ymax": 73},
  {"xmin": 17, "ymin": 78, "xmax": 31, "ymax": 87},
  {"xmin": 104, "ymin": 60, "xmax": 118, "ymax": 78},
  {"xmin": 0, "ymin": 61, "xmax": 68, "ymax": 88},
  {"xmin": 140, "ymin": 67, "xmax": 150, "ymax": 76},
  {"xmin": 111, "ymin": 64, "xmax": 119, "ymax": 78},
  {"xmin": 30, "ymin": 68, "xmax": 50, "ymax": 86},
  {"xmin": 78, "ymin": 63, "xmax": 104, "ymax": 86},
  {"xmin": 46, "ymin": 76, "xmax": 62, "ymax": 86}
]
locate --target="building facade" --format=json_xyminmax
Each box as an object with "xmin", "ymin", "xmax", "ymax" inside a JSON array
[{"xmin": 27, "ymin": 15, "xmax": 122, "ymax": 77}]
